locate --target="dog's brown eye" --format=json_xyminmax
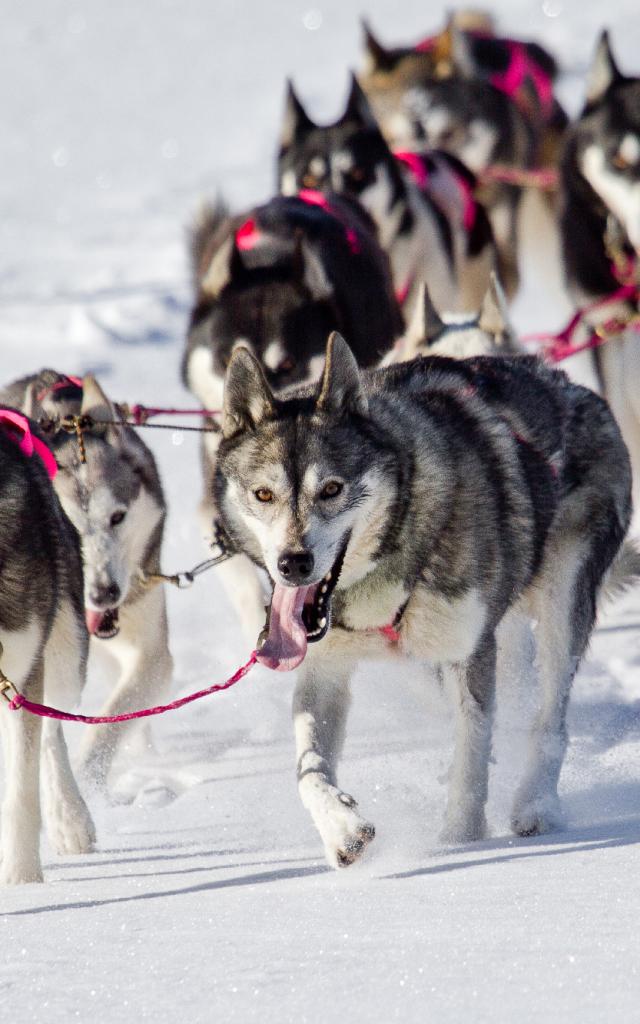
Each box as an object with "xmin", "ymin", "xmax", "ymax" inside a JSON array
[
  {"xmin": 612, "ymin": 152, "xmax": 630, "ymax": 170},
  {"xmin": 350, "ymin": 167, "xmax": 365, "ymax": 182},
  {"xmin": 320, "ymin": 481, "xmax": 343, "ymax": 499},
  {"xmin": 110, "ymin": 511, "xmax": 126, "ymax": 527},
  {"xmin": 255, "ymin": 487, "xmax": 274, "ymax": 503}
]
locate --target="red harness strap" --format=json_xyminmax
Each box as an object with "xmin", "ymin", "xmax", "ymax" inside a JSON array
[{"xmin": 0, "ymin": 409, "xmax": 58, "ymax": 479}]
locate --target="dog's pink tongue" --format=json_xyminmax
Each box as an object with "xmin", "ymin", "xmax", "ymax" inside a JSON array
[
  {"xmin": 85, "ymin": 609, "xmax": 104, "ymax": 635},
  {"xmin": 257, "ymin": 584, "xmax": 314, "ymax": 672}
]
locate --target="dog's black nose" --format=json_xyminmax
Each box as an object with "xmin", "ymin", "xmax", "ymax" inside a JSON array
[
  {"xmin": 89, "ymin": 582, "xmax": 121, "ymax": 607},
  {"xmin": 278, "ymin": 550, "xmax": 314, "ymax": 585}
]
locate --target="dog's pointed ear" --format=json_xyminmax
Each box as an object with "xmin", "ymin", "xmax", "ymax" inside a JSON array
[
  {"xmin": 585, "ymin": 31, "xmax": 622, "ymax": 107},
  {"xmin": 478, "ymin": 272, "xmax": 512, "ymax": 340},
  {"xmin": 80, "ymin": 374, "xmax": 119, "ymax": 425},
  {"xmin": 222, "ymin": 346, "xmax": 275, "ymax": 439},
  {"xmin": 315, "ymin": 332, "xmax": 368, "ymax": 417},
  {"xmin": 449, "ymin": 23, "xmax": 476, "ymax": 79},
  {"xmin": 200, "ymin": 233, "xmax": 235, "ymax": 297},
  {"xmin": 200, "ymin": 233, "xmax": 247, "ymax": 298},
  {"xmin": 293, "ymin": 231, "xmax": 334, "ymax": 300},
  {"xmin": 343, "ymin": 73, "xmax": 379, "ymax": 130},
  {"xmin": 361, "ymin": 19, "xmax": 394, "ymax": 73},
  {"xmin": 280, "ymin": 79, "xmax": 314, "ymax": 152},
  {"xmin": 407, "ymin": 282, "xmax": 444, "ymax": 349}
]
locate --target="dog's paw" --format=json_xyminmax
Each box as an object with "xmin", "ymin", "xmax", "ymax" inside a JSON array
[
  {"xmin": 0, "ymin": 854, "xmax": 44, "ymax": 885},
  {"xmin": 317, "ymin": 790, "xmax": 376, "ymax": 869},
  {"xmin": 511, "ymin": 793, "xmax": 564, "ymax": 838},
  {"xmin": 440, "ymin": 806, "xmax": 488, "ymax": 845},
  {"xmin": 47, "ymin": 803, "xmax": 96, "ymax": 856}
]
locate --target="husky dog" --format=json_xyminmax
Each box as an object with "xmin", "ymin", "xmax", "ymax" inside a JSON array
[
  {"xmin": 183, "ymin": 193, "xmax": 402, "ymax": 637},
  {"xmin": 214, "ymin": 332, "xmax": 634, "ymax": 867},
  {"xmin": 390, "ymin": 273, "xmax": 521, "ymax": 363},
  {"xmin": 278, "ymin": 76, "xmax": 498, "ymax": 317},
  {"xmin": 359, "ymin": 20, "xmax": 567, "ymax": 297},
  {"xmin": 0, "ymin": 411, "xmax": 95, "ymax": 883},
  {"xmin": 560, "ymin": 31, "xmax": 640, "ymax": 521},
  {"xmin": 0, "ymin": 372, "xmax": 173, "ymax": 787}
]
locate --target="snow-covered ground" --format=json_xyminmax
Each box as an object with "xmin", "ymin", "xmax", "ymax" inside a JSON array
[{"xmin": 1, "ymin": 1, "xmax": 640, "ymax": 1021}]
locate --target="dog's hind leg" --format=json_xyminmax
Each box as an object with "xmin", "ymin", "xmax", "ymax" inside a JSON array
[
  {"xmin": 293, "ymin": 654, "xmax": 375, "ymax": 869},
  {"xmin": 77, "ymin": 586, "xmax": 173, "ymax": 788},
  {"xmin": 0, "ymin": 655, "xmax": 44, "ymax": 884},
  {"xmin": 511, "ymin": 538, "xmax": 591, "ymax": 837},
  {"xmin": 440, "ymin": 633, "xmax": 496, "ymax": 844}
]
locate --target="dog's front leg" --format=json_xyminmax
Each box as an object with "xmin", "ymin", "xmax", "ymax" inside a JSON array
[
  {"xmin": 0, "ymin": 660, "xmax": 44, "ymax": 884},
  {"xmin": 77, "ymin": 587, "xmax": 173, "ymax": 788},
  {"xmin": 441, "ymin": 633, "xmax": 496, "ymax": 844},
  {"xmin": 293, "ymin": 656, "xmax": 374, "ymax": 868}
]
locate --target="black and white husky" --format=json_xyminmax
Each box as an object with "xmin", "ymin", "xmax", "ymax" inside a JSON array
[
  {"xmin": 278, "ymin": 76, "xmax": 498, "ymax": 317},
  {"xmin": 214, "ymin": 332, "xmax": 636, "ymax": 867},
  {"xmin": 183, "ymin": 193, "xmax": 402, "ymax": 637},
  {"xmin": 0, "ymin": 412, "xmax": 95, "ymax": 883},
  {"xmin": 0, "ymin": 372, "xmax": 173, "ymax": 787},
  {"xmin": 359, "ymin": 20, "xmax": 567, "ymax": 297},
  {"xmin": 560, "ymin": 31, "xmax": 640, "ymax": 523}
]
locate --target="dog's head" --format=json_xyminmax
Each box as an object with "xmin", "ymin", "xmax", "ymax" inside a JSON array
[
  {"xmin": 398, "ymin": 273, "xmax": 517, "ymax": 361},
  {"xmin": 278, "ymin": 76, "xmax": 404, "ymax": 218},
  {"xmin": 215, "ymin": 333, "xmax": 398, "ymax": 671},
  {"xmin": 187, "ymin": 209, "xmax": 343, "ymax": 399},
  {"xmin": 358, "ymin": 21, "xmax": 503, "ymax": 169},
  {"xmin": 570, "ymin": 31, "xmax": 640, "ymax": 253},
  {"xmin": 44, "ymin": 376, "xmax": 164, "ymax": 639}
]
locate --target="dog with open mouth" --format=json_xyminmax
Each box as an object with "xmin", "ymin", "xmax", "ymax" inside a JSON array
[
  {"xmin": 0, "ymin": 370, "xmax": 173, "ymax": 788},
  {"xmin": 214, "ymin": 332, "xmax": 637, "ymax": 868}
]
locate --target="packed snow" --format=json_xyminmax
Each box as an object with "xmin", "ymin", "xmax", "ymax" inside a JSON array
[{"xmin": 1, "ymin": 1, "xmax": 639, "ymax": 1021}]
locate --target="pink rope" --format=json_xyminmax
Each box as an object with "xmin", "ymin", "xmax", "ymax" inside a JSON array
[
  {"xmin": 480, "ymin": 165, "xmax": 559, "ymax": 190},
  {"xmin": 129, "ymin": 404, "xmax": 221, "ymax": 425},
  {"xmin": 7, "ymin": 652, "xmax": 258, "ymax": 724},
  {"xmin": 522, "ymin": 282, "xmax": 639, "ymax": 364}
]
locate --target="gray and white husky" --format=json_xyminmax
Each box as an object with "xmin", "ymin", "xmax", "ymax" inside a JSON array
[
  {"xmin": 560, "ymin": 31, "xmax": 640, "ymax": 524},
  {"xmin": 214, "ymin": 332, "xmax": 636, "ymax": 867},
  {"xmin": 389, "ymin": 273, "xmax": 520, "ymax": 364},
  {"xmin": 0, "ymin": 414, "xmax": 95, "ymax": 883},
  {"xmin": 0, "ymin": 371, "xmax": 173, "ymax": 787}
]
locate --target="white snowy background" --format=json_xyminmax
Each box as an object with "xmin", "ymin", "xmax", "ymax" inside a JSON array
[{"xmin": 1, "ymin": 1, "xmax": 639, "ymax": 1021}]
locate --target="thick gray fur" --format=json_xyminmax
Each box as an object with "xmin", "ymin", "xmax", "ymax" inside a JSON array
[
  {"xmin": 215, "ymin": 333, "xmax": 634, "ymax": 867},
  {"xmin": 0, "ymin": 419, "xmax": 94, "ymax": 883},
  {"xmin": 0, "ymin": 370, "xmax": 173, "ymax": 790}
]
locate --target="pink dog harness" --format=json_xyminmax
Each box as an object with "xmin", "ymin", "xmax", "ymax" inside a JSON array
[
  {"xmin": 415, "ymin": 32, "xmax": 554, "ymax": 121},
  {"xmin": 235, "ymin": 191, "xmax": 361, "ymax": 256},
  {"xmin": 0, "ymin": 409, "xmax": 58, "ymax": 479},
  {"xmin": 394, "ymin": 151, "xmax": 477, "ymax": 233}
]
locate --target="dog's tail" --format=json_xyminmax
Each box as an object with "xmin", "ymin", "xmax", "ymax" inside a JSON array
[
  {"xmin": 600, "ymin": 539, "xmax": 640, "ymax": 605},
  {"xmin": 189, "ymin": 197, "xmax": 230, "ymax": 285}
]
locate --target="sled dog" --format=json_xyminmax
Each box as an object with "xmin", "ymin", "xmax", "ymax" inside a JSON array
[
  {"xmin": 0, "ymin": 411, "xmax": 95, "ymax": 883},
  {"xmin": 389, "ymin": 273, "xmax": 521, "ymax": 363},
  {"xmin": 278, "ymin": 76, "xmax": 497, "ymax": 317},
  {"xmin": 214, "ymin": 332, "xmax": 635, "ymax": 867},
  {"xmin": 359, "ymin": 19, "xmax": 567, "ymax": 297},
  {"xmin": 560, "ymin": 30, "xmax": 640, "ymax": 523},
  {"xmin": 0, "ymin": 372, "xmax": 173, "ymax": 787},
  {"xmin": 183, "ymin": 193, "xmax": 402, "ymax": 637}
]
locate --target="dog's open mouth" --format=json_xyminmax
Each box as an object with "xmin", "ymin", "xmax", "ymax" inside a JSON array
[
  {"xmin": 85, "ymin": 607, "xmax": 120, "ymax": 640},
  {"xmin": 256, "ymin": 541, "xmax": 348, "ymax": 672}
]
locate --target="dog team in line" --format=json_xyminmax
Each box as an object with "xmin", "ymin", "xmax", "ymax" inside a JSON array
[{"xmin": 2, "ymin": 12, "xmax": 640, "ymax": 884}]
